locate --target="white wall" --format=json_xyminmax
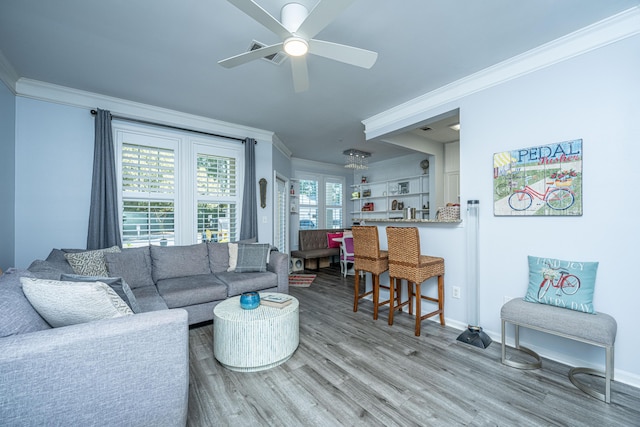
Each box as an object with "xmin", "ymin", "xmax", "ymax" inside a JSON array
[
  {"xmin": 368, "ymin": 33, "xmax": 640, "ymax": 385},
  {"xmin": 463, "ymin": 34, "xmax": 640, "ymax": 383}
]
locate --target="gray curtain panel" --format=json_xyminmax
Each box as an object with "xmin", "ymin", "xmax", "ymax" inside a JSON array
[
  {"xmin": 87, "ymin": 109, "xmax": 122, "ymax": 250},
  {"xmin": 239, "ymin": 138, "xmax": 258, "ymax": 241}
]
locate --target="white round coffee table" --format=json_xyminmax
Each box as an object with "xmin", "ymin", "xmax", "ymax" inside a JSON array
[{"xmin": 213, "ymin": 293, "xmax": 299, "ymax": 372}]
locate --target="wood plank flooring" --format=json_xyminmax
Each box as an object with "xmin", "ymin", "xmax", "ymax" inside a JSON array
[{"xmin": 187, "ymin": 266, "xmax": 640, "ymax": 426}]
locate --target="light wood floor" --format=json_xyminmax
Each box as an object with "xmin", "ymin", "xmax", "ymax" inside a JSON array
[{"xmin": 187, "ymin": 266, "xmax": 640, "ymax": 426}]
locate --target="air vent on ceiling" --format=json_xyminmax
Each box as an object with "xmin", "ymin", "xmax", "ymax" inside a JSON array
[{"xmin": 248, "ymin": 40, "xmax": 287, "ymax": 65}]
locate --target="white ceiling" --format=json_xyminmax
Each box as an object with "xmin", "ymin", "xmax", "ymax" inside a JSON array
[{"xmin": 1, "ymin": 0, "xmax": 638, "ymax": 165}]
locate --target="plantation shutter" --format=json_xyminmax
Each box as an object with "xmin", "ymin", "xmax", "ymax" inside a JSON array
[
  {"xmin": 196, "ymin": 153, "xmax": 238, "ymax": 243},
  {"xmin": 121, "ymin": 143, "xmax": 175, "ymax": 246}
]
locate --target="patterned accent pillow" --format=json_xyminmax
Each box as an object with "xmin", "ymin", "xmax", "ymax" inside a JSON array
[
  {"xmin": 234, "ymin": 243, "xmax": 271, "ymax": 273},
  {"xmin": 524, "ymin": 256, "xmax": 598, "ymax": 314},
  {"xmin": 64, "ymin": 246, "xmax": 121, "ymax": 277},
  {"xmin": 21, "ymin": 277, "xmax": 133, "ymax": 327}
]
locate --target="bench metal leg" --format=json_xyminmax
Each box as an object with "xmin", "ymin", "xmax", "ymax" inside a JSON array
[
  {"xmin": 501, "ymin": 320, "xmax": 542, "ymax": 370},
  {"xmin": 568, "ymin": 345, "xmax": 614, "ymax": 403}
]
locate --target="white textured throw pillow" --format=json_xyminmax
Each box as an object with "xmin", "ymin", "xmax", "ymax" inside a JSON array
[
  {"xmin": 227, "ymin": 242, "xmax": 239, "ymax": 272},
  {"xmin": 21, "ymin": 277, "xmax": 133, "ymax": 327},
  {"xmin": 64, "ymin": 246, "xmax": 121, "ymax": 277}
]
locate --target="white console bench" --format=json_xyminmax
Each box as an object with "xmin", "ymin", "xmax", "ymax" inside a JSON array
[{"xmin": 501, "ymin": 298, "xmax": 617, "ymax": 403}]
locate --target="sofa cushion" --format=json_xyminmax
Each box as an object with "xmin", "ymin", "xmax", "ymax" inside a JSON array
[
  {"xmin": 208, "ymin": 242, "xmax": 230, "ymax": 273},
  {"xmin": 150, "ymin": 244, "xmax": 211, "ymax": 282},
  {"xmin": 291, "ymin": 248, "xmax": 340, "ymax": 259},
  {"xmin": 130, "ymin": 285, "xmax": 169, "ymax": 312},
  {"xmin": 234, "ymin": 243, "xmax": 271, "ymax": 273},
  {"xmin": 104, "ymin": 247, "xmax": 155, "ymax": 289},
  {"xmin": 0, "ymin": 270, "xmax": 51, "ymax": 337},
  {"xmin": 64, "ymin": 246, "xmax": 121, "ymax": 277},
  {"xmin": 27, "ymin": 259, "xmax": 64, "ymax": 280},
  {"xmin": 21, "ymin": 277, "xmax": 133, "ymax": 327},
  {"xmin": 156, "ymin": 274, "xmax": 227, "ymax": 308},
  {"xmin": 215, "ymin": 271, "xmax": 278, "ymax": 297},
  {"xmin": 61, "ymin": 274, "xmax": 141, "ymax": 314}
]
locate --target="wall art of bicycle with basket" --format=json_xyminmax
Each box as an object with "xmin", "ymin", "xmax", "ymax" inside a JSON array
[{"xmin": 493, "ymin": 139, "xmax": 583, "ymax": 216}]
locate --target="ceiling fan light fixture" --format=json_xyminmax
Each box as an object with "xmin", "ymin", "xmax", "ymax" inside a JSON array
[{"xmin": 284, "ymin": 37, "xmax": 308, "ymax": 56}]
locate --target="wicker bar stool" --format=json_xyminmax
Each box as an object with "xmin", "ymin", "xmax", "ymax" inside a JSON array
[
  {"xmin": 386, "ymin": 226, "xmax": 445, "ymax": 336},
  {"xmin": 352, "ymin": 226, "xmax": 395, "ymax": 320}
]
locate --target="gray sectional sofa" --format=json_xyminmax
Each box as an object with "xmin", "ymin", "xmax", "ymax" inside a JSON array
[
  {"xmin": 28, "ymin": 241, "xmax": 289, "ymax": 325},
  {"xmin": 0, "ymin": 241, "xmax": 289, "ymax": 426}
]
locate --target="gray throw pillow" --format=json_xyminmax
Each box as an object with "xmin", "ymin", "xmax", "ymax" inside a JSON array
[
  {"xmin": 44, "ymin": 249, "xmax": 76, "ymax": 274},
  {"xmin": 104, "ymin": 247, "xmax": 155, "ymax": 289},
  {"xmin": 207, "ymin": 242, "xmax": 230, "ymax": 273},
  {"xmin": 234, "ymin": 243, "xmax": 271, "ymax": 273},
  {"xmin": 60, "ymin": 274, "xmax": 141, "ymax": 313}
]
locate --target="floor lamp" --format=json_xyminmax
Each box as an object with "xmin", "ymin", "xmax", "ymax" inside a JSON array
[{"xmin": 457, "ymin": 200, "xmax": 492, "ymax": 348}]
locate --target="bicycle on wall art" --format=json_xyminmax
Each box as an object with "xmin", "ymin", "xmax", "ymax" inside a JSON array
[{"xmin": 493, "ymin": 139, "xmax": 583, "ymax": 216}]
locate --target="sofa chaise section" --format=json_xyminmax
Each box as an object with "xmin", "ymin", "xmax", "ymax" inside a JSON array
[{"xmin": 0, "ymin": 268, "xmax": 189, "ymax": 426}]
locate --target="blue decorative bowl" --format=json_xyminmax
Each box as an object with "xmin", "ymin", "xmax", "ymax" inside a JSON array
[{"xmin": 240, "ymin": 291, "xmax": 260, "ymax": 310}]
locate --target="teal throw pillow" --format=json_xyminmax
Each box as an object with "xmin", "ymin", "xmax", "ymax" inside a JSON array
[{"xmin": 524, "ymin": 256, "xmax": 598, "ymax": 314}]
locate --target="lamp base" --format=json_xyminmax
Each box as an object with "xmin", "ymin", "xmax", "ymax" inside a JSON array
[{"xmin": 457, "ymin": 325, "xmax": 492, "ymax": 349}]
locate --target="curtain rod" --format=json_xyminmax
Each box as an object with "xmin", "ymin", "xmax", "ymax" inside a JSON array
[{"xmin": 90, "ymin": 109, "xmax": 251, "ymax": 143}]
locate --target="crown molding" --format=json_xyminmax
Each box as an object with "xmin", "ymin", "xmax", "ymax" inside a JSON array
[
  {"xmin": 272, "ymin": 134, "xmax": 293, "ymax": 158},
  {"xmin": 0, "ymin": 50, "xmax": 19, "ymax": 94},
  {"xmin": 15, "ymin": 78, "xmax": 275, "ymax": 142},
  {"xmin": 363, "ymin": 6, "xmax": 640, "ymax": 140}
]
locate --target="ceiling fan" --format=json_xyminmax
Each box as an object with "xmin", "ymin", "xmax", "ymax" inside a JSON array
[{"xmin": 218, "ymin": 0, "xmax": 378, "ymax": 92}]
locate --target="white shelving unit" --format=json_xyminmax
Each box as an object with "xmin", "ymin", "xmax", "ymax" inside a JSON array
[
  {"xmin": 350, "ymin": 174, "xmax": 431, "ymax": 222},
  {"xmin": 289, "ymin": 179, "xmax": 298, "ymax": 214}
]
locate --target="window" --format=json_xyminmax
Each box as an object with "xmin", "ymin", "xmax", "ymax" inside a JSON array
[
  {"xmin": 115, "ymin": 124, "xmax": 243, "ymax": 247},
  {"xmin": 298, "ymin": 179, "xmax": 318, "ymax": 229},
  {"xmin": 196, "ymin": 152, "xmax": 238, "ymax": 243},
  {"xmin": 121, "ymin": 143, "xmax": 176, "ymax": 247},
  {"xmin": 296, "ymin": 174, "xmax": 345, "ymax": 229},
  {"xmin": 325, "ymin": 178, "xmax": 343, "ymax": 229}
]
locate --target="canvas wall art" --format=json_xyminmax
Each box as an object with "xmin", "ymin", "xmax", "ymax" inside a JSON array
[{"xmin": 493, "ymin": 139, "xmax": 583, "ymax": 216}]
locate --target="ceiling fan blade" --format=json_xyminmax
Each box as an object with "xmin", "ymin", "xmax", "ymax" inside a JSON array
[
  {"xmin": 296, "ymin": 0, "xmax": 356, "ymax": 39},
  {"xmin": 308, "ymin": 39, "xmax": 378, "ymax": 69},
  {"xmin": 290, "ymin": 56, "xmax": 309, "ymax": 92},
  {"xmin": 227, "ymin": 0, "xmax": 291, "ymax": 39},
  {"xmin": 218, "ymin": 43, "xmax": 284, "ymax": 68}
]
